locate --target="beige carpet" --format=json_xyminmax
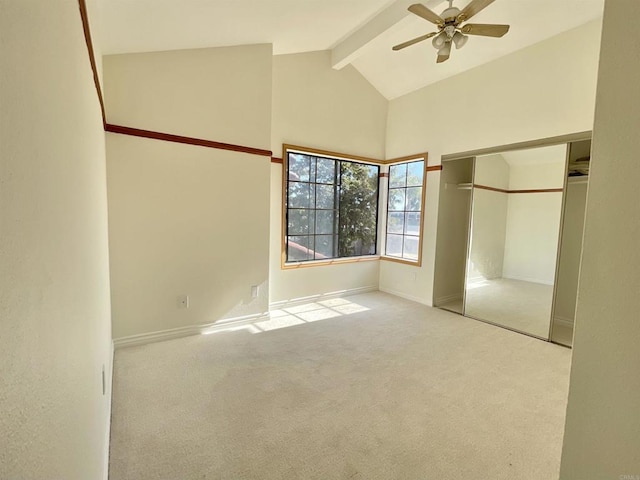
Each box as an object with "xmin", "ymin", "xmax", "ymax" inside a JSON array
[
  {"xmin": 109, "ymin": 292, "xmax": 571, "ymax": 480},
  {"xmin": 464, "ymin": 278, "xmax": 554, "ymax": 339}
]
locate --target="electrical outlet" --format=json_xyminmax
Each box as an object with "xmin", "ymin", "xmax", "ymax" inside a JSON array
[
  {"xmin": 178, "ymin": 295, "xmax": 190, "ymax": 309},
  {"xmin": 251, "ymin": 285, "xmax": 259, "ymax": 299}
]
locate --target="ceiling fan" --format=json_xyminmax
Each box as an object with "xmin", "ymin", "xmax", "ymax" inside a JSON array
[{"xmin": 392, "ymin": 0, "xmax": 510, "ymax": 63}]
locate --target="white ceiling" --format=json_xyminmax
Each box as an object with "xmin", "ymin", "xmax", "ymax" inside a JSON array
[
  {"xmin": 353, "ymin": 0, "xmax": 604, "ymax": 98},
  {"xmin": 98, "ymin": 0, "xmax": 604, "ymax": 100},
  {"xmin": 98, "ymin": 0, "xmax": 394, "ymax": 55}
]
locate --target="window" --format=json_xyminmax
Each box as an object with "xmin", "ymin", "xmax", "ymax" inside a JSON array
[
  {"xmin": 385, "ymin": 159, "xmax": 426, "ymax": 264},
  {"xmin": 284, "ymin": 146, "xmax": 380, "ymax": 265}
]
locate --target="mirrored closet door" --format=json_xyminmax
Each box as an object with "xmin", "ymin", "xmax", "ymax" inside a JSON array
[
  {"xmin": 434, "ymin": 137, "xmax": 592, "ymax": 345},
  {"xmin": 464, "ymin": 145, "xmax": 567, "ymax": 339}
]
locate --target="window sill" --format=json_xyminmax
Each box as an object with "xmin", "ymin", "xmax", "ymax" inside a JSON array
[
  {"xmin": 380, "ymin": 256, "xmax": 421, "ymax": 267},
  {"xmin": 282, "ymin": 255, "xmax": 380, "ymax": 270}
]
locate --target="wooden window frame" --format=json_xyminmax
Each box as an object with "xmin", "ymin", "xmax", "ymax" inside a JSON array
[
  {"xmin": 381, "ymin": 154, "xmax": 429, "ymax": 267},
  {"xmin": 281, "ymin": 144, "xmax": 383, "ymax": 270}
]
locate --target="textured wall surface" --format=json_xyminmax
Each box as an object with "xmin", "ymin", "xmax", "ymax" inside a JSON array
[
  {"xmin": 0, "ymin": 1, "xmax": 113, "ymax": 478},
  {"xmin": 560, "ymin": 0, "xmax": 640, "ymax": 477},
  {"xmin": 104, "ymin": 45, "xmax": 272, "ymax": 338}
]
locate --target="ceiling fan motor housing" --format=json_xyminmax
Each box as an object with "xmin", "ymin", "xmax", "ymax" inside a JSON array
[
  {"xmin": 443, "ymin": 25, "xmax": 457, "ymax": 39},
  {"xmin": 441, "ymin": 6, "xmax": 461, "ymax": 23}
]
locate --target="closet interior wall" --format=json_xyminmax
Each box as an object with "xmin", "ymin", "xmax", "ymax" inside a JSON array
[
  {"xmin": 551, "ymin": 139, "xmax": 592, "ymax": 346},
  {"xmin": 433, "ymin": 157, "xmax": 474, "ymax": 314}
]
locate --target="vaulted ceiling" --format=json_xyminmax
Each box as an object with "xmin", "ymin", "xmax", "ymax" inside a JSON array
[{"xmin": 98, "ymin": 0, "xmax": 604, "ymax": 99}]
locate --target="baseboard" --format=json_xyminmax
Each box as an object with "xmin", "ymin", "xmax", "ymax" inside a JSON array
[
  {"xmin": 114, "ymin": 287, "xmax": 379, "ymax": 349},
  {"xmin": 113, "ymin": 311, "xmax": 268, "ymax": 349},
  {"xmin": 269, "ymin": 286, "xmax": 378, "ymax": 310},
  {"xmin": 379, "ymin": 287, "xmax": 432, "ymax": 306},
  {"xmin": 103, "ymin": 340, "xmax": 114, "ymax": 480},
  {"xmin": 502, "ymin": 275, "xmax": 555, "ymax": 286},
  {"xmin": 434, "ymin": 293, "xmax": 463, "ymax": 306},
  {"xmin": 553, "ymin": 315, "xmax": 575, "ymax": 328}
]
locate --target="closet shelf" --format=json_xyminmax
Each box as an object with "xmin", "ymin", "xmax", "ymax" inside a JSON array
[{"xmin": 445, "ymin": 182, "xmax": 473, "ymax": 190}]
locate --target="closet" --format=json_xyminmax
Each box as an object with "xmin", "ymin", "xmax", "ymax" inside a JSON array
[
  {"xmin": 433, "ymin": 157, "xmax": 474, "ymax": 315},
  {"xmin": 434, "ymin": 138, "xmax": 591, "ymax": 345},
  {"xmin": 550, "ymin": 139, "xmax": 591, "ymax": 346}
]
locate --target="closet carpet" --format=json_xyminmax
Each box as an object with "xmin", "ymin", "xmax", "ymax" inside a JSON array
[
  {"xmin": 109, "ymin": 291, "xmax": 571, "ymax": 480},
  {"xmin": 464, "ymin": 278, "xmax": 555, "ymax": 338}
]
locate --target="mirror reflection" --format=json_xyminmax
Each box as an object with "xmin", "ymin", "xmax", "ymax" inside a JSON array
[{"xmin": 464, "ymin": 144, "xmax": 567, "ymax": 339}]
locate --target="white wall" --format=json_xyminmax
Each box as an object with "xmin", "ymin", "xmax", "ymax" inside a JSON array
[
  {"xmin": 507, "ymin": 160, "xmax": 566, "ymax": 191},
  {"xmin": 502, "ymin": 158, "xmax": 566, "ymax": 285},
  {"xmin": 105, "ymin": 44, "xmax": 272, "ymax": 146},
  {"xmin": 560, "ymin": 0, "xmax": 640, "ymax": 476},
  {"xmin": 269, "ymin": 51, "xmax": 388, "ymax": 303},
  {"xmin": 0, "ymin": 1, "xmax": 112, "ymax": 478},
  {"xmin": 474, "ymin": 154, "xmax": 510, "ymax": 188},
  {"xmin": 271, "ymin": 50, "xmax": 387, "ymax": 159},
  {"xmin": 468, "ymin": 155, "xmax": 509, "ymax": 281},
  {"xmin": 104, "ymin": 45, "xmax": 272, "ymax": 339},
  {"xmin": 502, "ymin": 193, "xmax": 563, "ymax": 285},
  {"xmin": 468, "ymin": 189, "xmax": 508, "ymax": 281},
  {"xmin": 382, "ymin": 19, "xmax": 602, "ymax": 305}
]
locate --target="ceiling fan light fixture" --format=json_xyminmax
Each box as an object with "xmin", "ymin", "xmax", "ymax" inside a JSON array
[
  {"xmin": 432, "ymin": 31, "xmax": 447, "ymax": 49},
  {"xmin": 453, "ymin": 31, "xmax": 468, "ymax": 49}
]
